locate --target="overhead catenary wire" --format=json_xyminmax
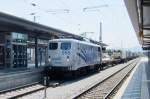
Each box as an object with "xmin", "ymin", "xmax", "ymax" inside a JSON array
[
  {"xmin": 56, "ymin": 0, "xmax": 84, "ymax": 32},
  {"xmin": 54, "ymin": 0, "xmax": 86, "ymax": 34},
  {"xmin": 46, "ymin": 9, "xmax": 70, "ymax": 14},
  {"xmin": 83, "ymin": 4, "xmax": 108, "ymax": 12},
  {"xmin": 25, "ymin": 1, "xmax": 75, "ymax": 29}
]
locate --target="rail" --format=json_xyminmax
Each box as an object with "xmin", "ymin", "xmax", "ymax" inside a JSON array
[
  {"xmin": 0, "ymin": 82, "xmax": 45, "ymax": 99},
  {"xmin": 73, "ymin": 58, "xmax": 139, "ymax": 99}
]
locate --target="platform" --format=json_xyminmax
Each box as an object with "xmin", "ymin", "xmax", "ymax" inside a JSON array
[
  {"xmin": 0, "ymin": 67, "xmax": 44, "ymax": 92},
  {"xmin": 116, "ymin": 57, "xmax": 149, "ymax": 99}
]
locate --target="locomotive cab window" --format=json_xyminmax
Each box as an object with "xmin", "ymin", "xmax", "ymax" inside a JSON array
[
  {"xmin": 61, "ymin": 42, "xmax": 71, "ymax": 50},
  {"xmin": 98, "ymin": 47, "xmax": 101, "ymax": 52},
  {"xmin": 49, "ymin": 43, "xmax": 58, "ymax": 50}
]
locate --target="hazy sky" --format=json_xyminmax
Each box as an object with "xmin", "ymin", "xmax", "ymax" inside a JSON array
[{"xmin": 0, "ymin": 0, "xmax": 142, "ymax": 50}]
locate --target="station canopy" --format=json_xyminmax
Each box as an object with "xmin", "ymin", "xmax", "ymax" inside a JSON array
[
  {"xmin": 0, "ymin": 12, "xmax": 106, "ymax": 46},
  {"xmin": 124, "ymin": 0, "xmax": 150, "ymax": 50},
  {"xmin": 0, "ymin": 12, "xmax": 83, "ymax": 40}
]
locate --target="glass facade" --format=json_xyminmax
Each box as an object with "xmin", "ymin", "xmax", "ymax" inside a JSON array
[
  {"xmin": 0, "ymin": 32, "xmax": 50, "ymax": 69},
  {"xmin": 27, "ymin": 37, "xmax": 49, "ymax": 68},
  {"xmin": 12, "ymin": 32, "xmax": 28, "ymax": 43},
  {"xmin": 11, "ymin": 32, "xmax": 28, "ymax": 68}
]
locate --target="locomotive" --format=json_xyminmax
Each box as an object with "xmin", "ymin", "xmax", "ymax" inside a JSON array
[{"xmin": 47, "ymin": 39, "xmax": 102, "ymax": 76}]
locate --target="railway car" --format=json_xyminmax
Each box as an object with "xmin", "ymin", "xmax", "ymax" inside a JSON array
[
  {"xmin": 101, "ymin": 50, "xmax": 138, "ymax": 67},
  {"xmin": 47, "ymin": 39, "xmax": 102, "ymax": 76}
]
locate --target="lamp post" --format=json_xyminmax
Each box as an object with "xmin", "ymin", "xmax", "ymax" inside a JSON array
[
  {"xmin": 30, "ymin": 3, "xmax": 37, "ymax": 22},
  {"xmin": 99, "ymin": 22, "xmax": 102, "ymax": 42}
]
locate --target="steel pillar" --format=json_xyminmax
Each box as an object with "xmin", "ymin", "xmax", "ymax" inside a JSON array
[{"xmin": 35, "ymin": 35, "xmax": 38, "ymax": 68}]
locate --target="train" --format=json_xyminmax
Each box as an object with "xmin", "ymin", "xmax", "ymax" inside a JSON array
[
  {"xmin": 47, "ymin": 39, "xmax": 102, "ymax": 76},
  {"xmin": 102, "ymin": 49, "xmax": 139, "ymax": 67},
  {"xmin": 46, "ymin": 38, "xmax": 138, "ymax": 77}
]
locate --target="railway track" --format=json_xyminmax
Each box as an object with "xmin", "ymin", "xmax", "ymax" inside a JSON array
[
  {"xmin": 0, "ymin": 83, "xmax": 45, "ymax": 99},
  {"xmin": 73, "ymin": 58, "xmax": 139, "ymax": 99},
  {"xmin": 0, "ymin": 79, "xmax": 65, "ymax": 99}
]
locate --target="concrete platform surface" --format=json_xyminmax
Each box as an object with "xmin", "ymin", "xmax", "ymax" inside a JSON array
[
  {"xmin": 114, "ymin": 57, "xmax": 149, "ymax": 99},
  {"xmin": 0, "ymin": 67, "xmax": 44, "ymax": 92}
]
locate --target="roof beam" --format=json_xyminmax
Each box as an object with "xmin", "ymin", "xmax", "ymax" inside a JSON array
[
  {"xmin": 142, "ymin": 46, "xmax": 150, "ymax": 50},
  {"xmin": 143, "ymin": 2, "xmax": 150, "ymax": 6},
  {"xmin": 143, "ymin": 27, "xmax": 150, "ymax": 30}
]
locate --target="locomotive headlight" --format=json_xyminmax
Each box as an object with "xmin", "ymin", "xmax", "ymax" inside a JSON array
[
  {"xmin": 48, "ymin": 56, "xmax": 51, "ymax": 62},
  {"xmin": 67, "ymin": 56, "xmax": 70, "ymax": 62}
]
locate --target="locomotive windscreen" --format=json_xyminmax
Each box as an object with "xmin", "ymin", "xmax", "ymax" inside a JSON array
[
  {"xmin": 61, "ymin": 42, "xmax": 71, "ymax": 50},
  {"xmin": 49, "ymin": 43, "xmax": 58, "ymax": 50}
]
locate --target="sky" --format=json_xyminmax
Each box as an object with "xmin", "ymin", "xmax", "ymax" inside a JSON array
[{"xmin": 0, "ymin": 0, "xmax": 142, "ymax": 51}]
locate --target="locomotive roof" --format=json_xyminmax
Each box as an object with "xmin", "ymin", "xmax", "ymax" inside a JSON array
[{"xmin": 49, "ymin": 39, "xmax": 101, "ymax": 47}]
